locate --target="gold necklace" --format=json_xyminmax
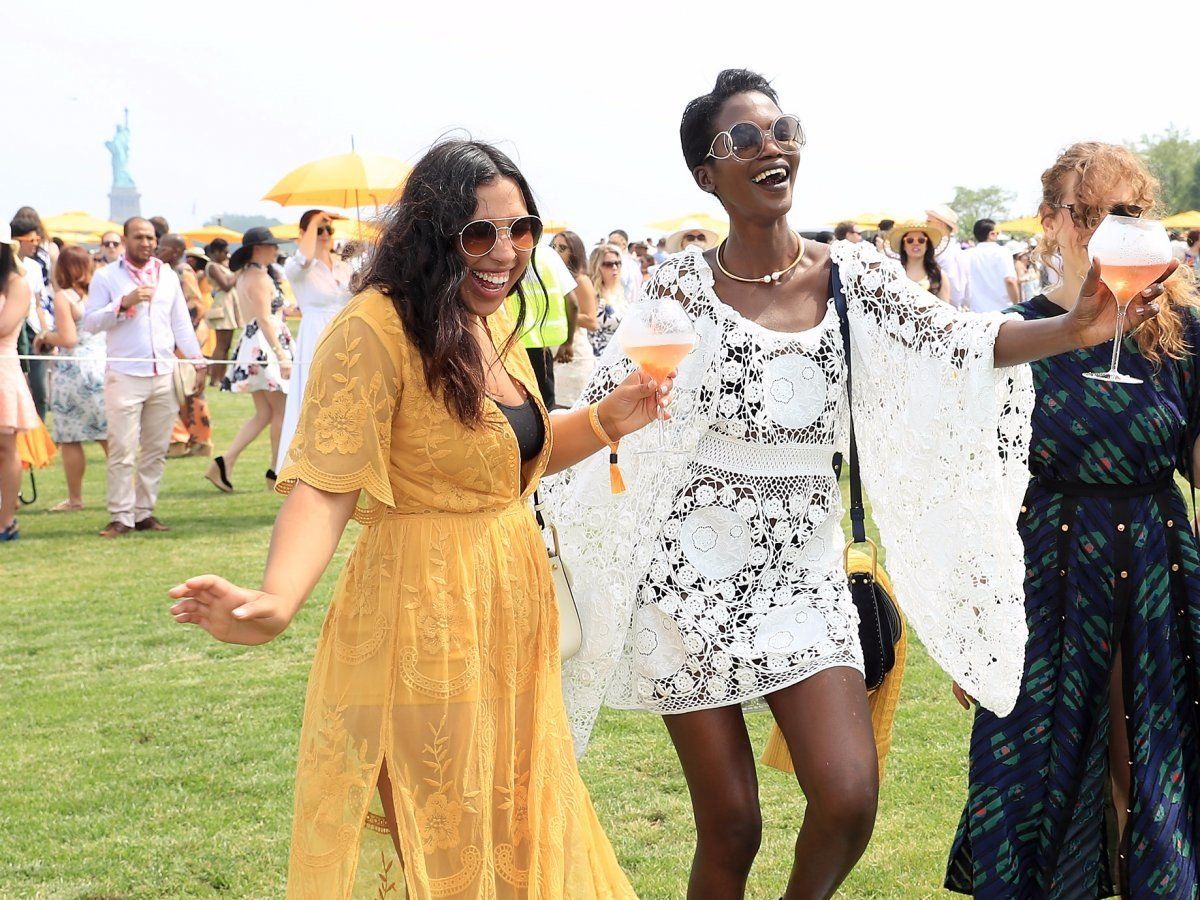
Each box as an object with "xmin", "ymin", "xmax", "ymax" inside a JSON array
[{"xmin": 715, "ymin": 233, "xmax": 805, "ymax": 285}]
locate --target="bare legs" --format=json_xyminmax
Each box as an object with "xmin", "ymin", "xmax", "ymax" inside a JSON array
[
  {"xmin": 0, "ymin": 431, "xmax": 18, "ymax": 529},
  {"xmin": 1109, "ymin": 649, "xmax": 1132, "ymax": 897},
  {"xmin": 208, "ymin": 330, "xmax": 234, "ymax": 387},
  {"xmin": 57, "ymin": 439, "xmax": 108, "ymax": 507},
  {"xmin": 767, "ymin": 668, "xmax": 879, "ymax": 899},
  {"xmin": 663, "ymin": 705, "xmax": 762, "ymax": 899},
  {"xmin": 220, "ymin": 390, "xmax": 286, "ymax": 478},
  {"xmin": 662, "ymin": 667, "xmax": 879, "ymax": 900}
]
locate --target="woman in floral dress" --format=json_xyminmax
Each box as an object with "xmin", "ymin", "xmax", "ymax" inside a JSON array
[
  {"xmin": 946, "ymin": 143, "xmax": 1199, "ymax": 898},
  {"xmin": 38, "ymin": 245, "xmax": 107, "ymax": 511},
  {"xmin": 207, "ymin": 227, "xmax": 293, "ymax": 492},
  {"xmin": 170, "ymin": 140, "xmax": 669, "ymax": 898}
]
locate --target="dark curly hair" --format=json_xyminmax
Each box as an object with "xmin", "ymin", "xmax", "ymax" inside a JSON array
[
  {"xmin": 358, "ymin": 139, "xmax": 543, "ymax": 428},
  {"xmin": 680, "ymin": 69, "xmax": 781, "ymax": 171}
]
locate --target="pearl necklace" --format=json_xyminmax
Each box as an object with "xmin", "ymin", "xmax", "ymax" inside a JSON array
[{"xmin": 714, "ymin": 233, "xmax": 805, "ymax": 284}]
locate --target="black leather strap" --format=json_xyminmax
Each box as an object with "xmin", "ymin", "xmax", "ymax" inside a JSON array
[{"xmin": 830, "ymin": 263, "xmax": 867, "ymax": 544}]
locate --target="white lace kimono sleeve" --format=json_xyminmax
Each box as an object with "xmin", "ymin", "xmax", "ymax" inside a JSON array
[{"xmin": 832, "ymin": 240, "xmax": 1034, "ymax": 716}]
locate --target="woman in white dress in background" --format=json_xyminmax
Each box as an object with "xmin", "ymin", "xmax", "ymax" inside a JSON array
[
  {"xmin": 546, "ymin": 69, "xmax": 1165, "ymax": 899},
  {"xmin": 275, "ymin": 209, "xmax": 351, "ymax": 470}
]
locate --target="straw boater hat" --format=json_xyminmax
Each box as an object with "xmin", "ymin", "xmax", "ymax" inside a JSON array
[
  {"xmin": 886, "ymin": 220, "xmax": 949, "ymax": 257},
  {"xmin": 185, "ymin": 246, "xmax": 211, "ymax": 265},
  {"xmin": 664, "ymin": 219, "xmax": 720, "ymax": 254}
]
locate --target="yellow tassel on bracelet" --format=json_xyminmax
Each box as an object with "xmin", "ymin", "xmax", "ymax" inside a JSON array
[{"xmin": 588, "ymin": 403, "xmax": 625, "ymax": 494}]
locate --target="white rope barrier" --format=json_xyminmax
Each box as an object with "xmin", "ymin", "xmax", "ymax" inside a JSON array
[{"xmin": 8, "ymin": 354, "xmax": 233, "ymax": 365}]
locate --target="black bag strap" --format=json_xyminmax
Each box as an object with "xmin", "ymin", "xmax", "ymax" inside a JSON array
[{"xmin": 830, "ymin": 263, "xmax": 868, "ymax": 545}]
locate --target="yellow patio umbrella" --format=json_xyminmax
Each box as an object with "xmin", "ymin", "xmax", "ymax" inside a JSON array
[
  {"xmin": 263, "ymin": 151, "xmax": 411, "ymax": 209},
  {"xmin": 541, "ymin": 218, "xmax": 570, "ymax": 234},
  {"xmin": 998, "ymin": 215, "xmax": 1044, "ymax": 235},
  {"xmin": 270, "ymin": 219, "xmax": 380, "ymax": 243},
  {"xmin": 842, "ymin": 212, "xmax": 903, "ymax": 230},
  {"xmin": 42, "ymin": 210, "xmax": 121, "ymax": 244},
  {"xmin": 181, "ymin": 224, "xmax": 245, "ymax": 246},
  {"xmin": 1163, "ymin": 210, "xmax": 1200, "ymax": 229},
  {"xmin": 647, "ymin": 212, "xmax": 729, "ymax": 239}
]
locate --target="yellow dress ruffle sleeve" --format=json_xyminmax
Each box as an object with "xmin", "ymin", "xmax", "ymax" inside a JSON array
[{"xmin": 276, "ymin": 290, "xmax": 635, "ymax": 899}]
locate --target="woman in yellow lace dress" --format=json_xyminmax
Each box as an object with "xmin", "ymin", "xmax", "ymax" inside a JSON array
[{"xmin": 168, "ymin": 140, "xmax": 670, "ymax": 898}]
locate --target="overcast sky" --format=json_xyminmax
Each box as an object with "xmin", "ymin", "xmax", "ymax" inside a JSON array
[{"xmin": 6, "ymin": 0, "xmax": 1191, "ymax": 242}]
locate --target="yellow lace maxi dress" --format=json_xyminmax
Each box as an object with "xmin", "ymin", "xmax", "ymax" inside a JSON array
[{"xmin": 276, "ymin": 289, "xmax": 635, "ymax": 899}]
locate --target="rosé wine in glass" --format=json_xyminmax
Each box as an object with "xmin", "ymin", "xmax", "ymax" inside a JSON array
[
  {"xmin": 1083, "ymin": 215, "xmax": 1172, "ymax": 385},
  {"xmin": 616, "ymin": 298, "xmax": 696, "ymax": 452}
]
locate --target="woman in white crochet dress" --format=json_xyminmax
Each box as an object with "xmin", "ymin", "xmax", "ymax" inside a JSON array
[{"xmin": 546, "ymin": 69, "xmax": 1169, "ymax": 899}]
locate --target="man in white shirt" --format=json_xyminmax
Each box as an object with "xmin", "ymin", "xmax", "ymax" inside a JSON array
[
  {"xmin": 964, "ymin": 218, "xmax": 1019, "ymax": 312},
  {"xmin": 927, "ymin": 204, "xmax": 970, "ymax": 308},
  {"xmin": 83, "ymin": 217, "xmax": 205, "ymax": 538}
]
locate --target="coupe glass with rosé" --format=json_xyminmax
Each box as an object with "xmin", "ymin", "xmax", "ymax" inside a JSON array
[
  {"xmin": 1083, "ymin": 214, "xmax": 1172, "ymax": 385},
  {"xmin": 617, "ymin": 297, "xmax": 696, "ymax": 452}
]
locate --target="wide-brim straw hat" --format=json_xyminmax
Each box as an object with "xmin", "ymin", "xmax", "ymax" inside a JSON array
[
  {"xmin": 664, "ymin": 220, "xmax": 720, "ymax": 254},
  {"xmin": 886, "ymin": 220, "xmax": 949, "ymax": 257}
]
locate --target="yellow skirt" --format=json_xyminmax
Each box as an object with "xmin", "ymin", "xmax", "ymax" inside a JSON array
[{"xmin": 761, "ymin": 550, "xmax": 908, "ymax": 781}]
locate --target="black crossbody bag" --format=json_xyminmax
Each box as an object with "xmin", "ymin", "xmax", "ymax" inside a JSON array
[{"xmin": 830, "ymin": 263, "xmax": 903, "ymax": 690}]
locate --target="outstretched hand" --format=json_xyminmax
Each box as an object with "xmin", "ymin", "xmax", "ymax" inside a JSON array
[
  {"xmin": 1066, "ymin": 259, "xmax": 1177, "ymax": 348},
  {"xmin": 168, "ymin": 575, "xmax": 292, "ymax": 646}
]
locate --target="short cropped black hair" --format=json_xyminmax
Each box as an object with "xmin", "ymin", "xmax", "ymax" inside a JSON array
[
  {"xmin": 608, "ymin": 229, "xmax": 628, "ymax": 241},
  {"xmin": 878, "ymin": 219, "xmax": 895, "ymax": 232},
  {"xmin": 973, "ymin": 218, "xmax": 996, "ymax": 243},
  {"xmin": 680, "ymin": 69, "xmax": 780, "ymax": 171},
  {"xmin": 124, "ymin": 216, "xmax": 151, "ymax": 236}
]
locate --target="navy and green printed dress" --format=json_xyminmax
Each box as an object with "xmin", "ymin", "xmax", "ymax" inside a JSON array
[{"xmin": 946, "ymin": 296, "xmax": 1200, "ymax": 898}]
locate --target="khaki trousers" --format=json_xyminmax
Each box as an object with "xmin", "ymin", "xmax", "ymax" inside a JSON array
[{"xmin": 103, "ymin": 371, "xmax": 176, "ymax": 527}]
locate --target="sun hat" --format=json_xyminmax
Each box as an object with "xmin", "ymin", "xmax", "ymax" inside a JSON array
[
  {"xmin": 664, "ymin": 220, "xmax": 720, "ymax": 254},
  {"xmin": 230, "ymin": 226, "xmax": 285, "ymax": 271},
  {"xmin": 886, "ymin": 220, "xmax": 949, "ymax": 256},
  {"xmin": 926, "ymin": 204, "xmax": 960, "ymax": 232},
  {"xmin": 185, "ymin": 246, "xmax": 211, "ymax": 265}
]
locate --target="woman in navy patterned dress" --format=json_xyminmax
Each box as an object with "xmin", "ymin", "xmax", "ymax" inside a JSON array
[{"xmin": 946, "ymin": 143, "xmax": 1200, "ymax": 897}]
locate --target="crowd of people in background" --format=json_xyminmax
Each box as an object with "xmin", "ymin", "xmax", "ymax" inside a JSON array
[{"xmin": 2, "ymin": 198, "xmax": 1200, "ymax": 545}]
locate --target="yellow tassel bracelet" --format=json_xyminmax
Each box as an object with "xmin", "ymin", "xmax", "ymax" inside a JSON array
[{"xmin": 588, "ymin": 402, "xmax": 625, "ymax": 494}]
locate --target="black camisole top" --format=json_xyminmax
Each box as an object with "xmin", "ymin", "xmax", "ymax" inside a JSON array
[{"xmin": 495, "ymin": 396, "xmax": 545, "ymax": 462}]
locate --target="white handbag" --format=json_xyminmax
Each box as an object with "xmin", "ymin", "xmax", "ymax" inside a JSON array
[{"xmin": 533, "ymin": 491, "xmax": 583, "ymax": 661}]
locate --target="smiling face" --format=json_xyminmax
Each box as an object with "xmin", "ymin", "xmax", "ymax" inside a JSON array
[
  {"xmin": 124, "ymin": 220, "xmax": 157, "ymax": 265},
  {"xmin": 455, "ymin": 176, "xmax": 532, "ymax": 319},
  {"xmin": 695, "ymin": 92, "xmax": 797, "ymax": 224}
]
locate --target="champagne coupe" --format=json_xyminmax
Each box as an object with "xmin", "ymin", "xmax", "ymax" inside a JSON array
[
  {"xmin": 616, "ymin": 298, "xmax": 697, "ymax": 452},
  {"xmin": 1083, "ymin": 214, "xmax": 1172, "ymax": 385}
]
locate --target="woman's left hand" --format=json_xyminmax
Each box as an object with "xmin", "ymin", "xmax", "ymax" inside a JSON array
[
  {"xmin": 1066, "ymin": 259, "xmax": 1177, "ymax": 348},
  {"xmin": 597, "ymin": 369, "xmax": 675, "ymax": 439}
]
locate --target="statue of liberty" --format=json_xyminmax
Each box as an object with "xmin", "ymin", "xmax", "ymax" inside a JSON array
[{"xmin": 105, "ymin": 108, "xmax": 136, "ymax": 189}]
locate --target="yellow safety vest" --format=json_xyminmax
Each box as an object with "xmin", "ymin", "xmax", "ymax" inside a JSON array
[{"xmin": 509, "ymin": 255, "xmax": 569, "ymax": 349}]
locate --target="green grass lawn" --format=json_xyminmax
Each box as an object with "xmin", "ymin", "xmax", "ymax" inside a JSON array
[{"xmin": 1, "ymin": 390, "xmax": 973, "ymax": 898}]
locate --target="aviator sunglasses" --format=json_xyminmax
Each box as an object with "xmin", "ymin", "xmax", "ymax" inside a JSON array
[
  {"xmin": 454, "ymin": 215, "xmax": 543, "ymax": 257},
  {"xmin": 707, "ymin": 114, "xmax": 805, "ymax": 162}
]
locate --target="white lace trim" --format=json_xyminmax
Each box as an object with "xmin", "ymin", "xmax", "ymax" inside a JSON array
[{"xmin": 546, "ymin": 242, "xmax": 1033, "ymax": 757}]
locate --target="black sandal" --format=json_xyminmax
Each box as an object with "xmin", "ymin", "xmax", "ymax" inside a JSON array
[
  {"xmin": 265, "ymin": 468, "xmax": 277, "ymax": 491},
  {"xmin": 204, "ymin": 456, "xmax": 234, "ymax": 493}
]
